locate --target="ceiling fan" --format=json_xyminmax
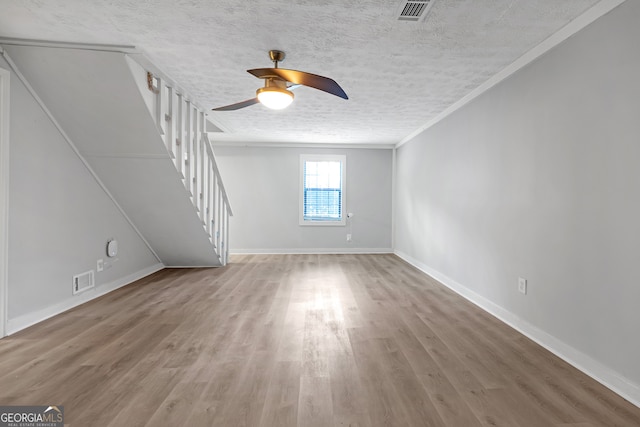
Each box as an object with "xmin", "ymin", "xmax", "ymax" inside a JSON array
[{"xmin": 211, "ymin": 50, "xmax": 348, "ymax": 111}]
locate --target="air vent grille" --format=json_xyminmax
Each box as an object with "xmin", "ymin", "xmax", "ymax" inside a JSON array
[
  {"xmin": 397, "ymin": 0, "xmax": 435, "ymax": 22},
  {"xmin": 72, "ymin": 270, "xmax": 95, "ymax": 295}
]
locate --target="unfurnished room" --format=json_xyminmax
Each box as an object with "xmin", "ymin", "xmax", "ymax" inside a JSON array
[{"xmin": 0, "ymin": 0, "xmax": 639, "ymax": 426}]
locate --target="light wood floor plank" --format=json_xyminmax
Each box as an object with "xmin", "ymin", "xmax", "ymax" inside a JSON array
[
  {"xmin": 259, "ymin": 361, "xmax": 301, "ymax": 427},
  {"xmin": 298, "ymin": 376, "xmax": 334, "ymax": 427},
  {"xmin": 0, "ymin": 254, "xmax": 638, "ymax": 426}
]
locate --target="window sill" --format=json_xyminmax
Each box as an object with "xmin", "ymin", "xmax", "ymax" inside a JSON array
[{"xmin": 299, "ymin": 220, "xmax": 346, "ymax": 227}]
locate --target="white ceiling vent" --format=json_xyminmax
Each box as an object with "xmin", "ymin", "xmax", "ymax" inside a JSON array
[{"xmin": 397, "ymin": 0, "xmax": 435, "ymax": 22}]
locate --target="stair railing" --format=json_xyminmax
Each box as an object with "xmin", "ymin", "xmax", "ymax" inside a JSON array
[{"xmin": 148, "ymin": 74, "xmax": 233, "ymax": 265}]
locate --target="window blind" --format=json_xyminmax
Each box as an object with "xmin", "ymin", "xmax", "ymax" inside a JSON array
[{"xmin": 303, "ymin": 160, "xmax": 343, "ymax": 221}]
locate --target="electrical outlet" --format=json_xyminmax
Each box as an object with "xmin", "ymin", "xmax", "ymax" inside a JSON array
[
  {"xmin": 518, "ymin": 277, "xmax": 527, "ymax": 295},
  {"xmin": 97, "ymin": 259, "xmax": 104, "ymax": 272},
  {"xmin": 346, "ymin": 234, "xmax": 352, "ymax": 242}
]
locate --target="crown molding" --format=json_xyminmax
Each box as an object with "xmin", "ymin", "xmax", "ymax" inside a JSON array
[
  {"xmin": 397, "ymin": 0, "xmax": 628, "ymax": 148},
  {"xmin": 0, "ymin": 37, "xmax": 137, "ymax": 53}
]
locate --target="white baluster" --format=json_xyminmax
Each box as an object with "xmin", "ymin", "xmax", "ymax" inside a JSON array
[
  {"xmin": 201, "ymin": 146, "xmax": 208, "ymax": 227},
  {"xmin": 175, "ymin": 94, "xmax": 184, "ymax": 178},
  {"xmin": 215, "ymin": 174, "xmax": 221, "ymax": 249},
  {"xmin": 207, "ymin": 156, "xmax": 214, "ymax": 237},
  {"xmin": 155, "ymin": 76, "xmax": 165, "ymax": 136},
  {"xmin": 223, "ymin": 206, "xmax": 229, "ymax": 265},
  {"xmin": 184, "ymin": 100, "xmax": 192, "ymax": 194},
  {"xmin": 199, "ymin": 112, "xmax": 206, "ymax": 219},
  {"xmin": 192, "ymin": 107, "xmax": 199, "ymax": 206},
  {"xmin": 165, "ymin": 85, "xmax": 175, "ymax": 158},
  {"xmin": 216, "ymin": 185, "xmax": 222, "ymax": 250}
]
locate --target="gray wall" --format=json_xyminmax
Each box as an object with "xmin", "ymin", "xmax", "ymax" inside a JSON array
[
  {"xmin": 3, "ymin": 47, "xmax": 223, "ymax": 267},
  {"xmin": 2, "ymin": 55, "xmax": 161, "ymax": 331},
  {"xmin": 395, "ymin": 0, "xmax": 640, "ymax": 399},
  {"xmin": 215, "ymin": 145, "xmax": 392, "ymax": 252},
  {"xmin": 0, "ymin": 66, "xmax": 8, "ymax": 337}
]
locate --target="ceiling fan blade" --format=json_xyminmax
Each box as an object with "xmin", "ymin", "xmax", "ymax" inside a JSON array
[
  {"xmin": 247, "ymin": 68, "xmax": 348, "ymax": 100},
  {"xmin": 211, "ymin": 97, "xmax": 259, "ymax": 111}
]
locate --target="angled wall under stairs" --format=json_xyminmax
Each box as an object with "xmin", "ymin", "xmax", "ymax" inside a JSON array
[{"xmin": 3, "ymin": 45, "xmax": 231, "ymax": 267}]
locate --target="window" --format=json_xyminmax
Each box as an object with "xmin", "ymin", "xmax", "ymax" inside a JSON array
[{"xmin": 300, "ymin": 154, "xmax": 346, "ymax": 226}]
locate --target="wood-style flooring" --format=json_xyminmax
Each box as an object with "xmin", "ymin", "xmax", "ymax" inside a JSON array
[{"xmin": 1, "ymin": 254, "xmax": 639, "ymax": 426}]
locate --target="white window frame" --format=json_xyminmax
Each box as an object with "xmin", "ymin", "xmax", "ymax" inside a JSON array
[{"xmin": 299, "ymin": 154, "xmax": 346, "ymax": 226}]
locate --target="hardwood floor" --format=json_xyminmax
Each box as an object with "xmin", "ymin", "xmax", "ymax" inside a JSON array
[{"xmin": 1, "ymin": 254, "xmax": 639, "ymax": 426}]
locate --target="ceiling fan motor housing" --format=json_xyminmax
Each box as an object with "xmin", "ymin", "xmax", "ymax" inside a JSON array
[
  {"xmin": 263, "ymin": 78, "xmax": 288, "ymax": 89},
  {"xmin": 256, "ymin": 78, "xmax": 294, "ymax": 110}
]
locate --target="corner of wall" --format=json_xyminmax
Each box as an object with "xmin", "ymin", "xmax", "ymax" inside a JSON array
[
  {"xmin": 0, "ymin": 65, "xmax": 10, "ymax": 337},
  {"xmin": 6, "ymin": 263, "xmax": 163, "ymax": 335},
  {"xmin": 394, "ymin": 250, "xmax": 640, "ymax": 408}
]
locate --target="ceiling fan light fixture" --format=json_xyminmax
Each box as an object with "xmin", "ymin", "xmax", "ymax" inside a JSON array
[
  {"xmin": 256, "ymin": 86, "xmax": 294, "ymax": 110},
  {"xmin": 211, "ymin": 50, "xmax": 347, "ymax": 112}
]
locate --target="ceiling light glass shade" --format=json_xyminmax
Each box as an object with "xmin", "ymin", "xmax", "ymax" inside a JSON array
[{"xmin": 256, "ymin": 86, "xmax": 294, "ymax": 110}]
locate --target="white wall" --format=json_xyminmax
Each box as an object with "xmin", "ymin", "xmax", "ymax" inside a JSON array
[
  {"xmin": 3, "ymin": 46, "xmax": 222, "ymax": 267},
  {"xmin": 1, "ymin": 55, "xmax": 162, "ymax": 333},
  {"xmin": 214, "ymin": 145, "xmax": 392, "ymax": 253},
  {"xmin": 0, "ymin": 65, "xmax": 9, "ymax": 337},
  {"xmin": 395, "ymin": 0, "xmax": 640, "ymax": 404}
]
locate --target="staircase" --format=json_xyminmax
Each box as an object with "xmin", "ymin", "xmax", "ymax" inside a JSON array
[
  {"xmin": 145, "ymin": 70, "xmax": 232, "ymax": 265},
  {"xmin": 2, "ymin": 44, "xmax": 232, "ymax": 266}
]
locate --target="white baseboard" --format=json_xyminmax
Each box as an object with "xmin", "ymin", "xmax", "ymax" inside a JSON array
[
  {"xmin": 6, "ymin": 263, "xmax": 164, "ymax": 335},
  {"xmin": 394, "ymin": 250, "xmax": 640, "ymax": 408},
  {"xmin": 230, "ymin": 247, "xmax": 393, "ymax": 255}
]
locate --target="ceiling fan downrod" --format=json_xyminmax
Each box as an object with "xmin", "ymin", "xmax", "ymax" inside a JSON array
[{"xmin": 268, "ymin": 50, "xmax": 285, "ymax": 69}]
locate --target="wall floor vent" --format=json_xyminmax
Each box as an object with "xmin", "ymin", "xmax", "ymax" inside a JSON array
[
  {"xmin": 73, "ymin": 270, "xmax": 95, "ymax": 295},
  {"xmin": 397, "ymin": 0, "xmax": 435, "ymax": 22}
]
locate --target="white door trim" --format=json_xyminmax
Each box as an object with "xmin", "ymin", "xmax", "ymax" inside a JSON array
[{"xmin": 0, "ymin": 65, "xmax": 10, "ymax": 337}]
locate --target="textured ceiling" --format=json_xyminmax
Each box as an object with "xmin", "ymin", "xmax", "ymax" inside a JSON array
[{"xmin": 0, "ymin": 0, "xmax": 603, "ymax": 145}]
